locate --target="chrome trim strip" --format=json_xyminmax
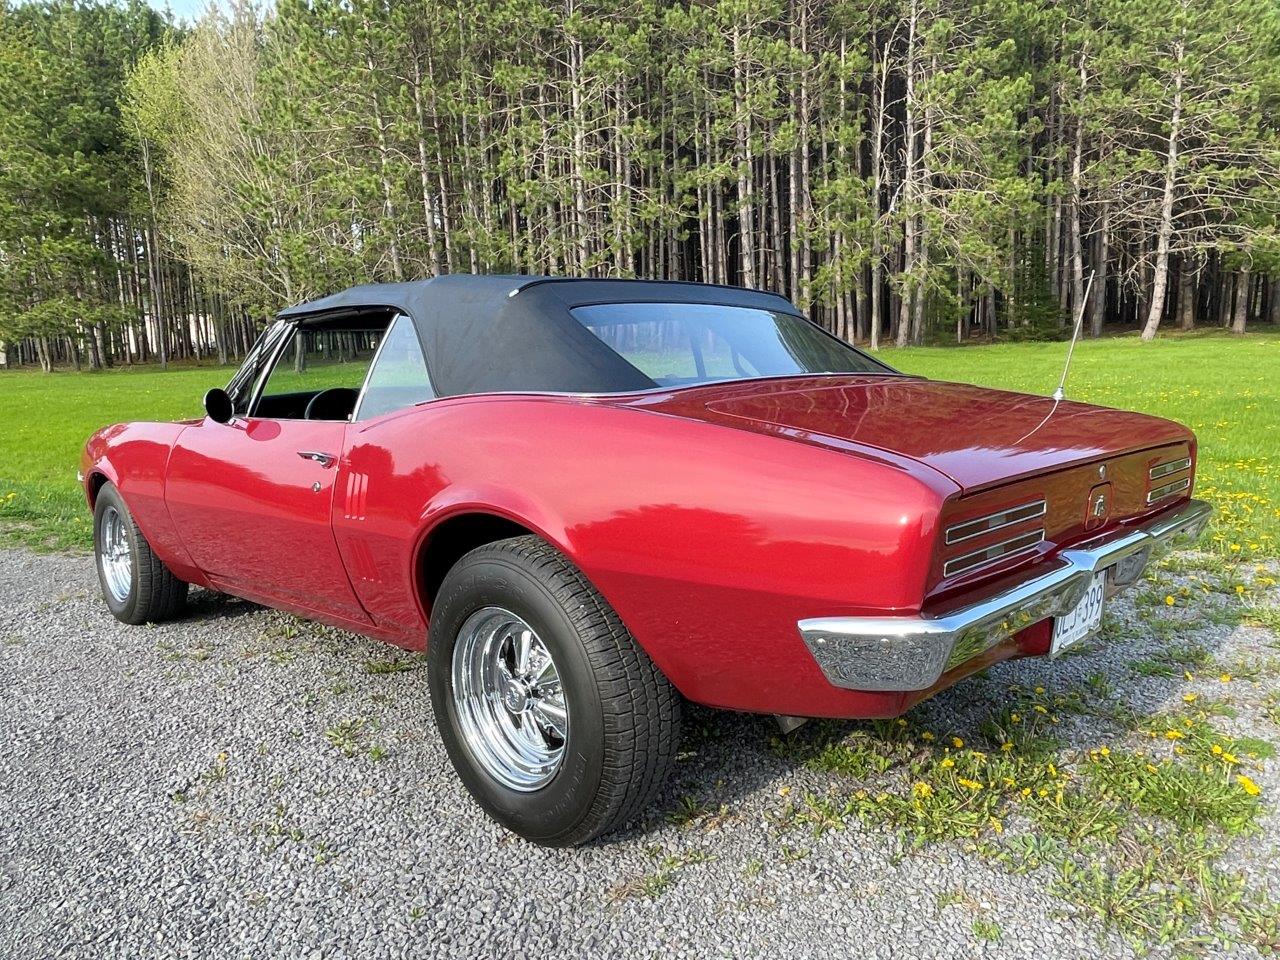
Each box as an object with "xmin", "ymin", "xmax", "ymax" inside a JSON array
[
  {"xmin": 944, "ymin": 500, "xmax": 1047, "ymax": 545},
  {"xmin": 1149, "ymin": 457, "xmax": 1191, "ymax": 481},
  {"xmin": 1147, "ymin": 476, "xmax": 1191, "ymax": 505},
  {"xmin": 797, "ymin": 499, "xmax": 1212, "ymax": 693},
  {"xmin": 943, "ymin": 528, "xmax": 1046, "ymax": 578}
]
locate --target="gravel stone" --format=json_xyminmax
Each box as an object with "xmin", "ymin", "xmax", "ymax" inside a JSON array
[{"xmin": 1, "ymin": 546, "xmax": 1275, "ymax": 959}]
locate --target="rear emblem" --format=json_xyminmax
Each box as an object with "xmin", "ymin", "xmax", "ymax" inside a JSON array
[{"xmin": 1085, "ymin": 481, "xmax": 1112, "ymax": 530}]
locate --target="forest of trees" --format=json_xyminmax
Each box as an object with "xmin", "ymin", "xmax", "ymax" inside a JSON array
[{"xmin": 2, "ymin": 0, "xmax": 1279, "ymax": 371}]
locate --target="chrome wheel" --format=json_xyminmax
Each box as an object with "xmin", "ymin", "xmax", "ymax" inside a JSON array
[
  {"xmin": 451, "ymin": 606, "xmax": 569, "ymax": 792},
  {"xmin": 99, "ymin": 505, "xmax": 133, "ymax": 604}
]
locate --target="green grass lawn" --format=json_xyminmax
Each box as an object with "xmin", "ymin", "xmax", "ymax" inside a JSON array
[{"xmin": 0, "ymin": 327, "xmax": 1275, "ymax": 555}]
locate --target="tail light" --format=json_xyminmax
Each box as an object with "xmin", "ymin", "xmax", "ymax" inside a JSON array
[
  {"xmin": 1147, "ymin": 456, "xmax": 1192, "ymax": 505},
  {"xmin": 941, "ymin": 500, "xmax": 1046, "ymax": 578}
]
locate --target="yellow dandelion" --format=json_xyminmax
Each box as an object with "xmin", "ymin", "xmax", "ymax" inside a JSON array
[
  {"xmin": 957, "ymin": 778, "xmax": 983, "ymax": 791},
  {"xmin": 940, "ymin": 757, "xmax": 955, "ymax": 769},
  {"xmin": 1001, "ymin": 742, "xmax": 1014, "ymax": 752},
  {"xmin": 1099, "ymin": 746, "xmax": 1110, "ymax": 757},
  {"xmin": 921, "ymin": 731, "xmax": 936, "ymax": 742},
  {"xmin": 1183, "ymin": 693, "xmax": 1198, "ymax": 704},
  {"xmin": 1220, "ymin": 673, "xmax": 1233, "ymax": 683},
  {"xmin": 1165, "ymin": 595, "xmax": 1176, "ymax": 606},
  {"xmin": 1223, "ymin": 753, "xmax": 1239, "ymax": 765},
  {"xmin": 1034, "ymin": 686, "xmax": 1045, "ymax": 695},
  {"xmin": 952, "ymin": 737, "xmax": 964, "ymax": 749},
  {"xmin": 1211, "ymin": 744, "xmax": 1224, "ymax": 755},
  {"xmin": 1010, "ymin": 713, "xmax": 1022, "ymax": 723},
  {"xmin": 1238, "ymin": 774, "xmax": 1261, "ymax": 796},
  {"xmin": 1165, "ymin": 729, "xmax": 1185, "ymax": 740},
  {"xmin": 912, "ymin": 781, "xmax": 934, "ymax": 798},
  {"xmin": 1146, "ymin": 763, "xmax": 1159, "ymax": 774}
]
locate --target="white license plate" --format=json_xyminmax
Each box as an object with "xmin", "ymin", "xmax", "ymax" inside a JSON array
[{"xmin": 1051, "ymin": 573, "xmax": 1106, "ymax": 656}]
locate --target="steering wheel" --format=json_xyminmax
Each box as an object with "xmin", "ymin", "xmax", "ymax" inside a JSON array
[{"xmin": 304, "ymin": 387, "xmax": 360, "ymax": 421}]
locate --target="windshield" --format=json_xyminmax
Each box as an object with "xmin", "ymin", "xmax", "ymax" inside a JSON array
[
  {"xmin": 226, "ymin": 320, "xmax": 290, "ymax": 414},
  {"xmin": 570, "ymin": 302, "xmax": 893, "ymax": 389}
]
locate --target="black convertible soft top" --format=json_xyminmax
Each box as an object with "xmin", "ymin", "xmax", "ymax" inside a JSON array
[{"xmin": 276, "ymin": 275, "xmax": 805, "ymax": 397}]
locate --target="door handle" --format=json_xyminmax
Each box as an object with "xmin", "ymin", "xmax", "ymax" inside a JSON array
[{"xmin": 298, "ymin": 450, "xmax": 337, "ymax": 468}]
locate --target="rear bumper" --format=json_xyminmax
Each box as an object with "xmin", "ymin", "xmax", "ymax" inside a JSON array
[{"xmin": 798, "ymin": 498, "xmax": 1212, "ymax": 692}]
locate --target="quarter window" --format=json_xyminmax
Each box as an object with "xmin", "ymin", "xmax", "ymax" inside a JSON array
[{"xmin": 354, "ymin": 313, "xmax": 434, "ymax": 421}]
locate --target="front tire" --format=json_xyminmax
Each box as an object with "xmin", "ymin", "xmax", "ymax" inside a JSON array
[
  {"xmin": 428, "ymin": 536, "xmax": 681, "ymax": 846},
  {"xmin": 93, "ymin": 482, "xmax": 188, "ymax": 625}
]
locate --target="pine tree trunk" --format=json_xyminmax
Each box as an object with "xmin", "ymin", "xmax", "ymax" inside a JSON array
[
  {"xmin": 1232, "ymin": 269, "xmax": 1251, "ymax": 334},
  {"xmin": 896, "ymin": 3, "xmax": 919, "ymax": 348},
  {"xmin": 869, "ymin": 36, "xmax": 888, "ymax": 350},
  {"xmin": 1179, "ymin": 260, "xmax": 1196, "ymax": 330},
  {"xmin": 732, "ymin": 23, "xmax": 757, "ymax": 289},
  {"xmin": 1090, "ymin": 204, "xmax": 1110, "ymax": 336},
  {"xmin": 1141, "ymin": 35, "xmax": 1185, "ymax": 341},
  {"xmin": 1069, "ymin": 49, "xmax": 1088, "ymax": 328}
]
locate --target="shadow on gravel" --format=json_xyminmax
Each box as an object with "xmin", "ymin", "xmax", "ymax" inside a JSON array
[{"xmin": 181, "ymin": 588, "xmax": 267, "ymax": 624}]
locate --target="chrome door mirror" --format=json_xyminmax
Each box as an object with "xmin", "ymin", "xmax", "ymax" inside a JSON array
[{"xmin": 204, "ymin": 388, "xmax": 234, "ymax": 424}]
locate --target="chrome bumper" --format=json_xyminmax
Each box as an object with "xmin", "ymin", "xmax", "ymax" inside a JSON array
[{"xmin": 798, "ymin": 499, "xmax": 1212, "ymax": 692}]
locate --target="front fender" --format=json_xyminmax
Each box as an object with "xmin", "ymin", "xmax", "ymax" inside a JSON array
[{"xmin": 81, "ymin": 421, "xmax": 208, "ymax": 586}]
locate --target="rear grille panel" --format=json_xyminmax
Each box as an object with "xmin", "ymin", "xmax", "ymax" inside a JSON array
[{"xmin": 927, "ymin": 441, "xmax": 1194, "ymax": 603}]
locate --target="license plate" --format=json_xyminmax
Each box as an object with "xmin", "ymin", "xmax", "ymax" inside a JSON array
[{"xmin": 1052, "ymin": 573, "xmax": 1106, "ymax": 656}]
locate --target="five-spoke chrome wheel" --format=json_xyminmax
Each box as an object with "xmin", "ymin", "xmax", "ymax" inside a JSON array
[
  {"xmin": 451, "ymin": 606, "xmax": 569, "ymax": 791},
  {"xmin": 99, "ymin": 505, "xmax": 133, "ymax": 604}
]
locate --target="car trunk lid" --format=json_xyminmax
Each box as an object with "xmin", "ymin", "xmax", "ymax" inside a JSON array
[{"xmin": 629, "ymin": 375, "xmax": 1192, "ymax": 494}]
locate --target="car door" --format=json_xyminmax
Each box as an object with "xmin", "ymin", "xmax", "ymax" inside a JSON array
[{"xmin": 165, "ymin": 320, "xmax": 387, "ymax": 624}]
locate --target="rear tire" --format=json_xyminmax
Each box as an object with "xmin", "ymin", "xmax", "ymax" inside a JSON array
[
  {"xmin": 93, "ymin": 482, "xmax": 188, "ymax": 625},
  {"xmin": 428, "ymin": 535, "xmax": 681, "ymax": 846}
]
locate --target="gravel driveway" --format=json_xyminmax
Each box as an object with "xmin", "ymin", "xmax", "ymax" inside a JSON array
[{"xmin": 3, "ymin": 546, "xmax": 1278, "ymax": 960}]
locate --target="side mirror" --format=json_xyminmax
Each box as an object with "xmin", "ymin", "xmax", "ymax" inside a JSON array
[{"xmin": 204, "ymin": 388, "xmax": 234, "ymax": 425}]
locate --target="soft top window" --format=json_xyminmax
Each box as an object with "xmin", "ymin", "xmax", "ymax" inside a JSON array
[{"xmin": 571, "ymin": 302, "xmax": 891, "ymax": 389}]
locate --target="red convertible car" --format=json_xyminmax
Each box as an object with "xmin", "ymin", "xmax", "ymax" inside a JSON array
[{"xmin": 82, "ymin": 276, "xmax": 1210, "ymax": 845}]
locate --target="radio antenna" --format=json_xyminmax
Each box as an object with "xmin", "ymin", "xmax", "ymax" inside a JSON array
[{"xmin": 1052, "ymin": 271, "xmax": 1095, "ymax": 402}]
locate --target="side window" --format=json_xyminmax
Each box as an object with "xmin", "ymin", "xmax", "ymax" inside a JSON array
[
  {"xmin": 353, "ymin": 314, "xmax": 434, "ymax": 421},
  {"xmin": 255, "ymin": 325, "xmax": 384, "ymax": 420}
]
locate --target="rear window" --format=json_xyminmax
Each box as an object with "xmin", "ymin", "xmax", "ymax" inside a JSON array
[{"xmin": 570, "ymin": 302, "xmax": 890, "ymax": 388}]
